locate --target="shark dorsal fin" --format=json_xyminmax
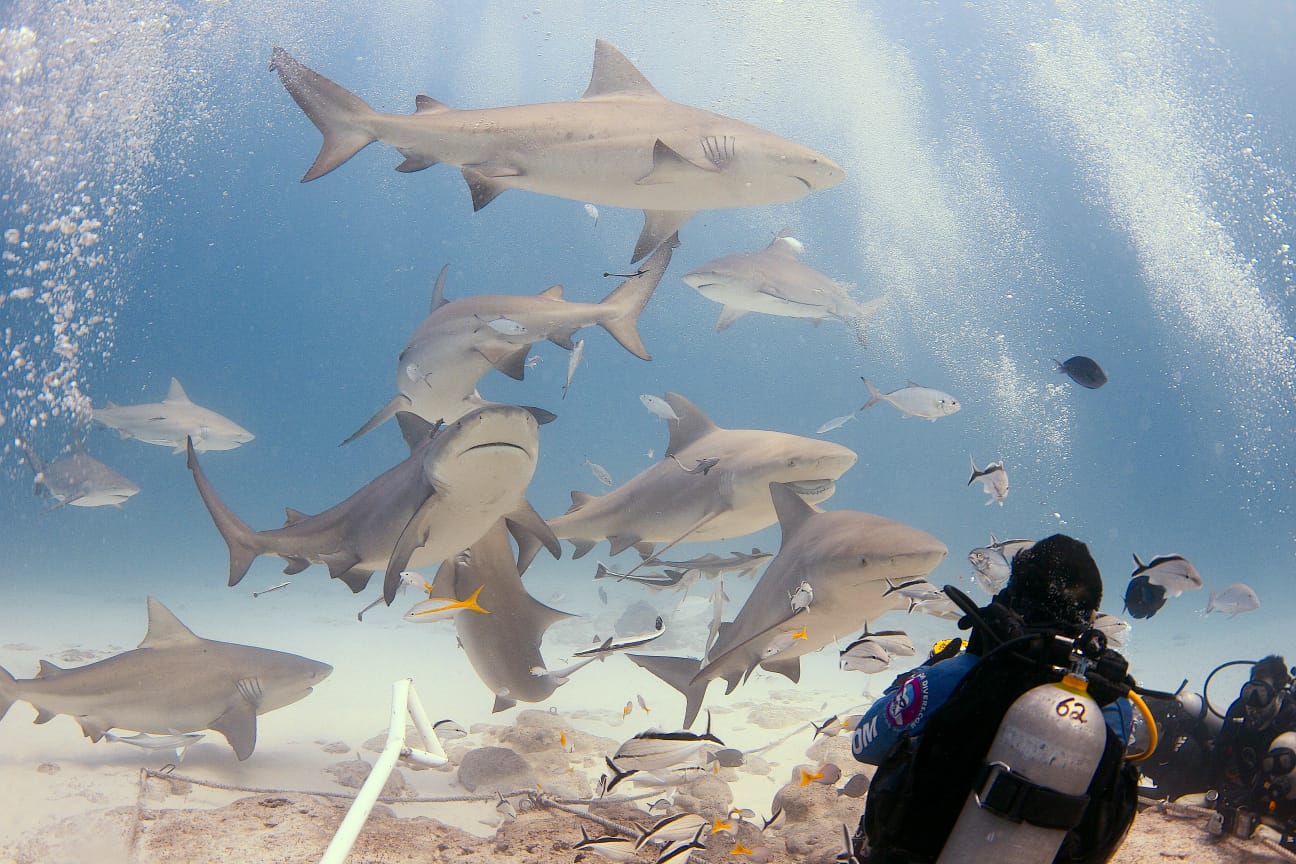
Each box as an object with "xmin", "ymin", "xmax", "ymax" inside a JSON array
[
  {"xmin": 570, "ymin": 490, "xmax": 597, "ymax": 508},
  {"xmin": 581, "ymin": 40, "xmax": 662, "ymax": 100},
  {"xmin": 396, "ymin": 411, "xmax": 439, "ymax": 452},
  {"xmin": 770, "ymin": 482, "xmax": 816, "ymax": 541},
  {"xmin": 429, "ymin": 264, "xmax": 450, "ymax": 312},
  {"xmin": 663, "ymin": 393, "xmax": 718, "ymax": 455},
  {"xmin": 165, "ymin": 378, "xmax": 191, "ymax": 403},
  {"xmin": 35, "ymin": 659, "xmax": 66, "ymax": 678},
  {"xmin": 140, "ymin": 597, "xmax": 202, "ymax": 648},
  {"xmin": 284, "ymin": 508, "xmax": 311, "ymax": 527},
  {"xmin": 414, "ymin": 94, "xmax": 450, "ymax": 115},
  {"xmin": 766, "ymin": 229, "xmax": 803, "ymax": 258},
  {"xmin": 538, "ymin": 284, "xmax": 563, "ymax": 300}
]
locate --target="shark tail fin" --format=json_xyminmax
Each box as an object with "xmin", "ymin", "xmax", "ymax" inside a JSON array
[
  {"xmin": 270, "ymin": 47, "xmax": 380, "ymax": 182},
  {"xmin": 185, "ymin": 438, "xmax": 263, "ymax": 587},
  {"xmin": 626, "ymin": 654, "xmax": 711, "ymax": 729},
  {"xmin": 596, "ymin": 233, "xmax": 678, "ymax": 360},
  {"xmin": 0, "ymin": 664, "xmax": 15, "ymax": 723}
]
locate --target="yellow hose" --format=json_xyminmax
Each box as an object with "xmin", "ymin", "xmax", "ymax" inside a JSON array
[{"xmin": 1125, "ymin": 689, "xmax": 1158, "ymax": 764}]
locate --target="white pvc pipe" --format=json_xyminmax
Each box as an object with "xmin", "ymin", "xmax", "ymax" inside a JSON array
[{"xmin": 318, "ymin": 678, "xmax": 414, "ymax": 864}]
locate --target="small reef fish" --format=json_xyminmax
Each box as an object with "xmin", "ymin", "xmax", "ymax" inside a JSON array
[
  {"xmin": 252, "ymin": 581, "xmax": 291, "ymax": 598},
  {"xmin": 710, "ymin": 817, "xmax": 735, "ymax": 835},
  {"xmin": 1205, "ymin": 583, "xmax": 1261, "ymax": 618},
  {"xmin": 812, "ymin": 715, "xmax": 841, "ymax": 739},
  {"xmin": 103, "ymin": 730, "xmax": 205, "ymax": 759},
  {"xmin": 403, "ymin": 584, "xmax": 490, "ymax": 622},
  {"xmin": 585, "ymin": 456, "xmax": 614, "ymax": 487},
  {"xmin": 573, "ymin": 624, "xmax": 667, "ymax": 658},
  {"xmin": 655, "ymin": 828, "xmax": 708, "ymax": 864},
  {"xmin": 761, "ymin": 627, "xmax": 807, "ymax": 659},
  {"xmin": 635, "ymin": 813, "xmax": 709, "ymax": 850},
  {"xmin": 789, "ymin": 580, "xmax": 813, "ymax": 613},
  {"xmin": 475, "ymin": 314, "xmax": 527, "ymax": 336},
  {"xmin": 883, "ymin": 577, "xmax": 942, "ymax": 603},
  {"xmin": 761, "ymin": 808, "xmax": 783, "ymax": 831},
  {"xmin": 731, "ymin": 841, "xmax": 756, "ymax": 856},
  {"xmin": 816, "ymin": 413, "xmax": 857, "ymax": 434},
  {"xmin": 705, "ymin": 747, "xmax": 746, "ymax": 768},
  {"xmin": 968, "ymin": 535, "xmax": 1034, "ymax": 594},
  {"xmin": 1123, "ymin": 574, "xmax": 1165, "ymax": 620},
  {"xmin": 584, "ymin": 203, "xmax": 600, "ymax": 225},
  {"xmin": 525, "ymin": 354, "xmax": 541, "ymax": 369},
  {"xmin": 797, "ymin": 763, "xmax": 841, "ymax": 786},
  {"xmin": 909, "ymin": 596, "xmax": 962, "ymax": 619},
  {"xmin": 668, "ymin": 453, "xmax": 720, "ymax": 475},
  {"xmin": 624, "ymin": 701, "xmax": 634, "ymax": 719},
  {"xmin": 1132, "ymin": 553, "xmax": 1202, "ymax": 597},
  {"xmin": 560, "ymin": 730, "xmax": 574, "ymax": 752},
  {"xmin": 1055, "ymin": 355, "xmax": 1108, "ymax": 389},
  {"xmin": 574, "ymin": 826, "xmax": 640, "ymax": 863},
  {"xmin": 641, "ymin": 394, "xmax": 680, "ymax": 421},
  {"xmin": 562, "ymin": 338, "xmax": 585, "ymax": 399},
  {"xmin": 432, "ymin": 719, "xmax": 467, "ymax": 741},
  {"xmin": 1091, "ymin": 613, "xmax": 1131, "ymax": 648},
  {"xmin": 638, "ymin": 694, "xmax": 651, "ymax": 714},
  {"xmin": 613, "ymin": 715, "xmax": 724, "ymax": 772},
  {"xmin": 859, "ymin": 378, "xmax": 960, "ymax": 421},
  {"xmin": 594, "ymin": 562, "xmax": 684, "ymax": 588},
  {"xmin": 839, "ymin": 638, "xmax": 891, "ymax": 673},
  {"xmin": 839, "ymin": 773, "xmax": 871, "ymax": 798},
  {"xmin": 967, "ymin": 457, "xmax": 1008, "ymax": 506}
]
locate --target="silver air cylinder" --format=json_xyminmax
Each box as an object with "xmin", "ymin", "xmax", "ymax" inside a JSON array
[
  {"xmin": 937, "ymin": 680, "xmax": 1108, "ymax": 864},
  {"xmin": 1265, "ymin": 731, "xmax": 1296, "ymax": 801}
]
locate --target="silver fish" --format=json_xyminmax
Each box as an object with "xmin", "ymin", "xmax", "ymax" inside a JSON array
[
  {"xmin": 563, "ymin": 338, "xmax": 586, "ymax": 399},
  {"xmin": 1091, "ymin": 613, "xmax": 1131, "ymax": 648},
  {"xmin": 859, "ymin": 378, "xmax": 960, "ymax": 421},
  {"xmin": 613, "ymin": 715, "xmax": 723, "ymax": 773},
  {"xmin": 839, "ymin": 639, "xmax": 890, "ymax": 673},
  {"xmin": 635, "ymin": 813, "xmax": 709, "ymax": 850},
  {"xmin": 432, "ymin": 719, "xmax": 467, "ymax": 741},
  {"xmin": 789, "ymin": 580, "xmax": 814, "ymax": 613},
  {"xmin": 1131, "ymin": 553, "xmax": 1202, "ymax": 597},
  {"xmin": 968, "ymin": 535, "xmax": 1034, "ymax": 594},
  {"xmin": 641, "ymin": 394, "xmax": 680, "ymax": 421},
  {"xmin": 103, "ymin": 730, "xmax": 205, "ymax": 759},
  {"xmin": 816, "ymin": 413, "xmax": 857, "ymax": 434},
  {"xmin": 968, "ymin": 456, "xmax": 1008, "ymax": 506},
  {"xmin": 574, "ymin": 826, "xmax": 640, "ymax": 863},
  {"xmin": 585, "ymin": 456, "xmax": 614, "ymax": 487},
  {"xmin": 475, "ymin": 314, "xmax": 527, "ymax": 336},
  {"xmin": 668, "ymin": 453, "xmax": 719, "ymax": 475},
  {"xmin": 1205, "ymin": 583, "xmax": 1260, "ymax": 618},
  {"xmin": 644, "ymin": 549, "xmax": 772, "ymax": 579}
]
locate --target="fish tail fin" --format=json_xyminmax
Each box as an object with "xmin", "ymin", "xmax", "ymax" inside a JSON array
[
  {"xmin": 597, "ymin": 233, "xmax": 678, "ymax": 360},
  {"xmin": 270, "ymin": 47, "xmax": 380, "ymax": 182},
  {"xmin": 462, "ymin": 584, "xmax": 489, "ymax": 615},
  {"xmin": 1205, "ymin": 586, "xmax": 1216, "ymax": 615},
  {"xmin": 0, "ymin": 665, "xmax": 16, "ymax": 723},
  {"xmin": 626, "ymin": 654, "xmax": 710, "ymax": 729},
  {"xmin": 859, "ymin": 378, "xmax": 882, "ymax": 411},
  {"xmin": 185, "ymin": 438, "xmax": 263, "ymax": 586}
]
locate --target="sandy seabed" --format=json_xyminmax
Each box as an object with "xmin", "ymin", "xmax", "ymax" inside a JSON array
[{"xmin": 1, "ymin": 572, "xmax": 1291, "ymax": 864}]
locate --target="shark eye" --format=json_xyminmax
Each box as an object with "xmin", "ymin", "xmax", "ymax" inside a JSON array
[{"xmin": 860, "ymin": 557, "xmax": 868, "ymax": 566}]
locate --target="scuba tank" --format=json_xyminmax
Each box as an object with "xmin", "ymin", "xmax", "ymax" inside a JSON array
[
  {"xmin": 1263, "ymin": 731, "xmax": 1296, "ymax": 803},
  {"xmin": 937, "ymin": 661, "xmax": 1107, "ymax": 863}
]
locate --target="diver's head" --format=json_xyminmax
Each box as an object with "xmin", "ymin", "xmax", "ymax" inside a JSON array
[
  {"xmin": 994, "ymin": 534, "xmax": 1102, "ymax": 632},
  {"xmin": 1241, "ymin": 654, "xmax": 1290, "ymax": 728}
]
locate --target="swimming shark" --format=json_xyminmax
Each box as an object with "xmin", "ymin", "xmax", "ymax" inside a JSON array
[
  {"xmin": 544, "ymin": 392, "xmax": 857, "ymax": 562},
  {"xmin": 270, "ymin": 41, "xmax": 844, "ymax": 262},
  {"xmin": 187, "ymin": 407, "xmax": 560, "ymax": 604},
  {"xmin": 343, "ymin": 239, "xmax": 675, "ymax": 445},
  {"xmin": 91, "ymin": 377, "xmax": 255, "ymax": 454},
  {"xmin": 426, "ymin": 520, "xmax": 591, "ymax": 712},
  {"xmin": 681, "ymin": 232, "xmax": 888, "ymax": 338},
  {"xmin": 630, "ymin": 482, "xmax": 947, "ymax": 727},
  {"xmin": 0, "ymin": 597, "xmax": 331, "ymax": 760},
  {"xmin": 20, "ymin": 437, "xmax": 140, "ymax": 509}
]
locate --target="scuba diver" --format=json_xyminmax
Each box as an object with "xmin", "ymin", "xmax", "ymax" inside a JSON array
[
  {"xmin": 1207, "ymin": 654, "xmax": 1296, "ymax": 844},
  {"xmin": 850, "ymin": 534, "xmax": 1147, "ymax": 864}
]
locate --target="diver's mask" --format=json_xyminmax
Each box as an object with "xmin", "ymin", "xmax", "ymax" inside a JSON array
[{"xmin": 1241, "ymin": 678, "xmax": 1282, "ymax": 728}]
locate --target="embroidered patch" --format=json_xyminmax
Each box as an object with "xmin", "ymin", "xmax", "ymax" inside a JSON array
[{"xmin": 884, "ymin": 673, "xmax": 929, "ymax": 730}]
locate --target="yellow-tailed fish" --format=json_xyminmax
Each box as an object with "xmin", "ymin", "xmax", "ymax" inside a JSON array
[
  {"xmin": 623, "ymin": 700, "xmax": 634, "ymax": 718},
  {"xmin": 798, "ymin": 766, "xmax": 823, "ymax": 787},
  {"xmin": 731, "ymin": 842, "xmax": 755, "ymax": 856},
  {"xmin": 403, "ymin": 584, "xmax": 489, "ymax": 622}
]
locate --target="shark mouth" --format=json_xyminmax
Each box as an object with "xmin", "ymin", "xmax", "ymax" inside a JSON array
[
  {"xmin": 785, "ymin": 479, "xmax": 835, "ymax": 497},
  {"xmin": 461, "ymin": 441, "xmax": 531, "ymax": 457}
]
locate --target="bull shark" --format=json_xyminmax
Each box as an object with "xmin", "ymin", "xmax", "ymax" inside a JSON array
[
  {"xmin": 631, "ymin": 482, "xmax": 947, "ymax": 727},
  {"xmin": 270, "ymin": 41, "xmax": 844, "ymax": 262},
  {"xmin": 0, "ymin": 597, "xmax": 331, "ymax": 760},
  {"xmin": 544, "ymin": 393, "xmax": 857, "ymax": 562},
  {"xmin": 426, "ymin": 520, "xmax": 592, "ymax": 712},
  {"xmin": 343, "ymin": 239, "xmax": 675, "ymax": 445},
  {"xmin": 20, "ymin": 437, "xmax": 140, "ymax": 509},
  {"xmin": 682, "ymin": 232, "xmax": 888, "ymax": 339},
  {"xmin": 91, "ymin": 378, "xmax": 255, "ymax": 454},
  {"xmin": 187, "ymin": 407, "xmax": 559, "ymax": 604}
]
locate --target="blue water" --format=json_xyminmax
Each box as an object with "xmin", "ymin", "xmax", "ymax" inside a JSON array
[{"xmin": 2, "ymin": 1, "xmax": 1294, "ymax": 736}]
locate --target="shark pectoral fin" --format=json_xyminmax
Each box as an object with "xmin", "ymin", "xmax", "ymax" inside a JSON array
[
  {"xmin": 638, "ymin": 140, "xmax": 717, "ymax": 186},
  {"xmin": 211, "ymin": 701, "xmax": 258, "ymax": 761},
  {"xmin": 33, "ymin": 707, "xmax": 56, "ymax": 724},
  {"xmin": 492, "ymin": 693, "xmax": 518, "ymax": 713},
  {"xmin": 506, "ymin": 506, "xmax": 561, "ymax": 575},
  {"xmin": 715, "ymin": 306, "xmax": 748, "ymax": 331},
  {"xmin": 76, "ymin": 717, "xmax": 108, "ymax": 741},
  {"xmin": 475, "ymin": 344, "xmax": 530, "ymax": 381},
  {"xmin": 341, "ymin": 394, "xmax": 409, "ymax": 447},
  {"xmin": 395, "ymin": 150, "xmax": 438, "ymax": 173},
  {"xmin": 760, "ymin": 656, "xmax": 802, "ymax": 684},
  {"xmin": 383, "ymin": 496, "xmax": 440, "ymax": 604},
  {"xmin": 45, "ymin": 495, "xmax": 81, "ymax": 511},
  {"xmin": 335, "ymin": 567, "xmax": 375, "ymax": 594},
  {"xmin": 627, "ymin": 654, "xmax": 712, "ymax": 729},
  {"xmin": 608, "ymin": 534, "xmax": 644, "ymax": 557},
  {"xmin": 462, "ymin": 167, "xmax": 512, "ymax": 211},
  {"xmin": 633, "ymin": 210, "xmax": 694, "ymax": 264}
]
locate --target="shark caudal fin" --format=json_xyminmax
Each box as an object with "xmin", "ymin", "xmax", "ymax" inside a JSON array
[
  {"xmin": 597, "ymin": 234, "xmax": 678, "ymax": 360},
  {"xmin": 270, "ymin": 48, "xmax": 381, "ymax": 182},
  {"xmin": 626, "ymin": 653, "xmax": 711, "ymax": 729},
  {"xmin": 185, "ymin": 438, "xmax": 264, "ymax": 587},
  {"xmin": 0, "ymin": 664, "xmax": 16, "ymax": 722}
]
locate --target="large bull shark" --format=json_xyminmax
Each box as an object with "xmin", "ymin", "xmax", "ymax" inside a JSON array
[
  {"xmin": 91, "ymin": 378, "xmax": 254, "ymax": 454},
  {"xmin": 545, "ymin": 393, "xmax": 857, "ymax": 561},
  {"xmin": 0, "ymin": 597, "xmax": 332, "ymax": 760},
  {"xmin": 424, "ymin": 520, "xmax": 592, "ymax": 713},
  {"xmin": 270, "ymin": 41, "xmax": 844, "ymax": 262},
  {"xmin": 187, "ymin": 407, "xmax": 559, "ymax": 604},
  {"xmin": 682, "ymin": 232, "xmax": 888, "ymax": 339},
  {"xmin": 343, "ymin": 239, "xmax": 675, "ymax": 445},
  {"xmin": 20, "ymin": 437, "xmax": 140, "ymax": 509},
  {"xmin": 631, "ymin": 483, "xmax": 948, "ymax": 727}
]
